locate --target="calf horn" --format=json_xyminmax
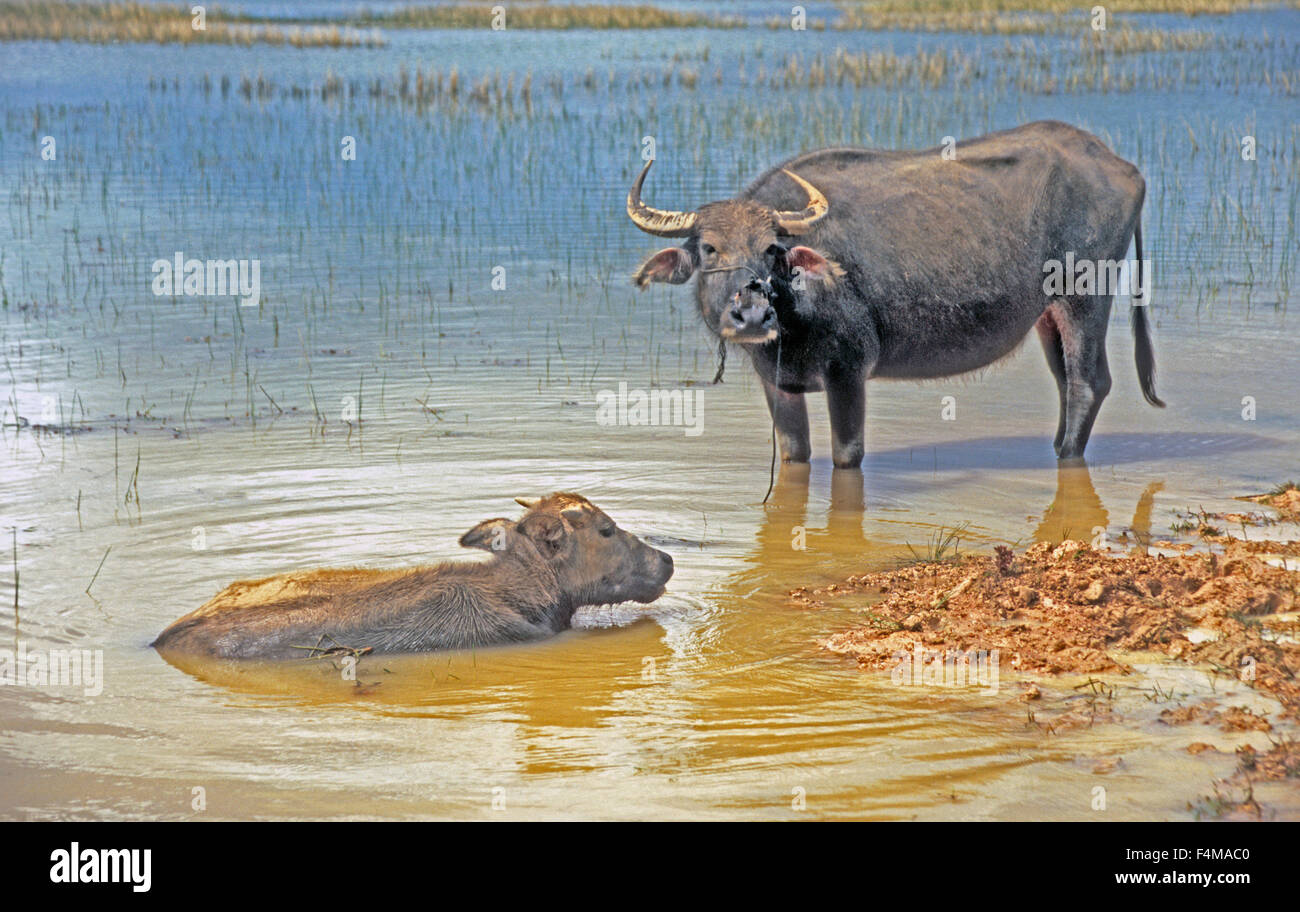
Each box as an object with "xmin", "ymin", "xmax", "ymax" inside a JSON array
[
  {"xmin": 626, "ymin": 159, "xmax": 697, "ymax": 237},
  {"xmin": 773, "ymin": 169, "xmax": 829, "ymax": 235}
]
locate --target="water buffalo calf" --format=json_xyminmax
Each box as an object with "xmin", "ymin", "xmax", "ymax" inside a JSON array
[
  {"xmin": 628, "ymin": 120, "xmax": 1164, "ymax": 467},
  {"xmin": 152, "ymin": 493, "xmax": 674, "ymax": 659}
]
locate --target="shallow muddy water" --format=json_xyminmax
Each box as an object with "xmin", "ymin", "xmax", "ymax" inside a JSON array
[{"xmin": 1, "ymin": 7, "xmax": 1298, "ymax": 819}]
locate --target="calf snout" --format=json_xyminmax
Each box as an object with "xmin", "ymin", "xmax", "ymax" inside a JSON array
[
  {"xmin": 654, "ymin": 548, "xmax": 674, "ymax": 581},
  {"xmin": 627, "ymin": 542, "xmax": 674, "ymax": 603}
]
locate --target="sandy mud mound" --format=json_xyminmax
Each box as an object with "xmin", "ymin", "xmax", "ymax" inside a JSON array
[{"xmin": 796, "ymin": 540, "xmax": 1299, "ymax": 717}]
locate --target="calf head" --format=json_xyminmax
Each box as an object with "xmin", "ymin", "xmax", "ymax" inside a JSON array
[
  {"xmin": 493, "ymin": 492, "xmax": 674, "ymax": 606},
  {"xmin": 628, "ymin": 160, "xmax": 840, "ymax": 344}
]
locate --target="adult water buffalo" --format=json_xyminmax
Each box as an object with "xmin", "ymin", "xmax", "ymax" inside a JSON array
[{"xmin": 627, "ymin": 120, "xmax": 1163, "ymax": 468}]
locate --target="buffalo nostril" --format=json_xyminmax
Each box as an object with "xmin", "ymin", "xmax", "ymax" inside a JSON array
[
  {"xmin": 761, "ymin": 308, "xmax": 776, "ymax": 326},
  {"xmin": 729, "ymin": 306, "xmax": 746, "ymax": 325}
]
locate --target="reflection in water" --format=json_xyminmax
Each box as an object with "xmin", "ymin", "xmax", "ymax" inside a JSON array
[
  {"xmin": 753, "ymin": 464, "xmax": 874, "ymax": 577},
  {"xmin": 1035, "ymin": 462, "xmax": 1109, "ymax": 545},
  {"xmin": 867, "ymin": 432, "xmax": 1278, "ymax": 472},
  {"xmin": 1033, "ymin": 464, "xmax": 1164, "ymax": 547},
  {"xmin": 740, "ymin": 459, "xmax": 1168, "ymax": 610},
  {"xmin": 1128, "ymin": 480, "xmax": 1165, "ymax": 548}
]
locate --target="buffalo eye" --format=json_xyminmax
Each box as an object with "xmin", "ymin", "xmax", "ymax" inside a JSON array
[
  {"xmin": 700, "ymin": 242, "xmax": 716, "ymax": 258},
  {"xmin": 599, "ymin": 525, "xmax": 616, "ymax": 538}
]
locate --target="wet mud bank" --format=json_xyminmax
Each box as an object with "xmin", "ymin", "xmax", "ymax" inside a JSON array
[{"xmin": 793, "ymin": 486, "xmax": 1300, "ymax": 817}]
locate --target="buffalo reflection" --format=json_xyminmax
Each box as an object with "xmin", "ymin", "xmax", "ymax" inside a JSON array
[{"xmin": 728, "ymin": 459, "xmax": 1165, "ymax": 605}]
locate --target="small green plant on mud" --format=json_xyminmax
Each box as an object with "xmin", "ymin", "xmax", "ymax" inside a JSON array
[{"xmin": 905, "ymin": 522, "xmax": 971, "ymax": 564}]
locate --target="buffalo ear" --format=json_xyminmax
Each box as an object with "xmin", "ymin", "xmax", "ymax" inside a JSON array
[
  {"xmin": 518, "ymin": 512, "xmax": 568, "ymax": 557},
  {"xmin": 633, "ymin": 248, "xmax": 695, "ymax": 288},
  {"xmin": 459, "ymin": 518, "xmax": 515, "ymax": 552},
  {"xmin": 783, "ymin": 245, "xmax": 837, "ymax": 279}
]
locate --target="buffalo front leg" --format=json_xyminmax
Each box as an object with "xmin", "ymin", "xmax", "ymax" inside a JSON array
[
  {"xmin": 761, "ymin": 377, "xmax": 811, "ymax": 463},
  {"xmin": 826, "ymin": 366, "xmax": 867, "ymax": 469}
]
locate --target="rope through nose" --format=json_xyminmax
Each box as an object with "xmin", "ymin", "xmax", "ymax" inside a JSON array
[
  {"xmin": 761, "ymin": 334, "xmax": 782, "ymax": 505},
  {"xmin": 699, "ymin": 261, "xmax": 783, "ymax": 498}
]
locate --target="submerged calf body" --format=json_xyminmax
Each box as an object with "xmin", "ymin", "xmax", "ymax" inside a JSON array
[{"xmin": 152, "ymin": 493, "xmax": 673, "ymax": 659}]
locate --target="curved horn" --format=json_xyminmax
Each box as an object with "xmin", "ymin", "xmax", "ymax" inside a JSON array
[
  {"xmin": 773, "ymin": 169, "xmax": 829, "ymax": 235},
  {"xmin": 626, "ymin": 159, "xmax": 697, "ymax": 237},
  {"xmin": 515, "ymin": 497, "xmax": 541, "ymax": 509}
]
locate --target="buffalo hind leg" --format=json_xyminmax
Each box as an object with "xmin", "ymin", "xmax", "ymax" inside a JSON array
[
  {"xmin": 1052, "ymin": 297, "xmax": 1114, "ymax": 460},
  {"xmin": 826, "ymin": 364, "xmax": 867, "ymax": 469},
  {"xmin": 1035, "ymin": 310, "xmax": 1069, "ymax": 454},
  {"xmin": 761, "ymin": 377, "xmax": 811, "ymax": 463}
]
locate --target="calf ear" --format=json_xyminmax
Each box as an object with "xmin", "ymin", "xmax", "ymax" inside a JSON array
[
  {"xmin": 633, "ymin": 247, "xmax": 695, "ymax": 288},
  {"xmin": 518, "ymin": 512, "xmax": 569, "ymax": 557},
  {"xmin": 459, "ymin": 518, "xmax": 514, "ymax": 552},
  {"xmin": 560, "ymin": 505, "xmax": 588, "ymax": 526}
]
